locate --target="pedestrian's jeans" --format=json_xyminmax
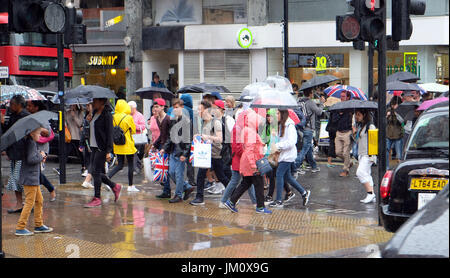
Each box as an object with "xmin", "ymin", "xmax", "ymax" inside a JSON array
[
  {"xmin": 16, "ymin": 185, "xmax": 44, "ymax": 230},
  {"xmin": 294, "ymin": 129, "xmax": 317, "ymax": 170},
  {"xmin": 276, "ymin": 162, "xmax": 306, "ymax": 202},
  {"xmin": 221, "ymin": 170, "xmax": 256, "ymax": 204},
  {"xmin": 195, "ymin": 158, "xmax": 231, "ymax": 200},
  {"xmin": 40, "ymin": 173, "xmax": 55, "ymax": 193},
  {"xmin": 162, "ymin": 153, "xmax": 192, "ymax": 198},
  {"xmin": 386, "ymin": 138, "xmax": 403, "ymax": 169}
]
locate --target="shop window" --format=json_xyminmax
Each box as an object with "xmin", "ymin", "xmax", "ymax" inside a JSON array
[{"xmin": 203, "ymin": 0, "xmax": 247, "ymax": 24}]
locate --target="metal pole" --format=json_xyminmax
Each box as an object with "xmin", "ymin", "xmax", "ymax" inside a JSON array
[
  {"xmin": 57, "ymin": 33, "xmax": 66, "ymax": 184},
  {"xmin": 377, "ymin": 8, "xmax": 387, "ymax": 226},
  {"xmin": 0, "ymin": 131, "xmax": 4, "ymax": 258},
  {"xmin": 283, "ymin": 0, "xmax": 289, "ymax": 78},
  {"xmin": 368, "ymin": 43, "xmax": 374, "ymax": 99}
]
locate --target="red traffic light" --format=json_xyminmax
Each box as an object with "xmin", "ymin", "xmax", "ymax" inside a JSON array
[{"xmin": 341, "ymin": 16, "xmax": 361, "ymax": 40}]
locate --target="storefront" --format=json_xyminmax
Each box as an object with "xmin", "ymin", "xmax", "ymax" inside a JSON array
[{"xmin": 73, "ymin": 52, "xmax": 126, "ymax": 95}]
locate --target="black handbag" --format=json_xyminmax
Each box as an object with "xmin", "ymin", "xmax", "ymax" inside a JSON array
[{"xmin": 256, "ymin": 157, "xmax": 273, "ymax": 176}]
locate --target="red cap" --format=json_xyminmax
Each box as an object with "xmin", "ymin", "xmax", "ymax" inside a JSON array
[
  {"xmin": 154, "ymin": 98, "xmax": 166, "ymax": 106},
  {"xmin": 214, "ymin": 100, "xmax": 225, "ymax": 109}
]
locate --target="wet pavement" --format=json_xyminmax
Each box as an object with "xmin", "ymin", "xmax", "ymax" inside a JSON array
[{"xmin": 1, "ymin": 156, "xmax": 393, "ymax": 258}]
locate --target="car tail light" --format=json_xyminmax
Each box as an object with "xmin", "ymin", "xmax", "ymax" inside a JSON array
[{"xmin": 380, "ymin": 170, "xmax": 393, "ymax": 199}]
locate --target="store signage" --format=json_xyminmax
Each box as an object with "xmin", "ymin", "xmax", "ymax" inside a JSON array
[
  {"xmin": 387, "ymin": 52, "xmax": 420, "ymax": 77},
  {"xmin": 88, "ymin": 56, "xmax": 119, "ymax": 66},
  {"xmin": 105, "ymin": 15, "xmax": 124, "ymax": 29},
  {"xmin": 236, "ymin": 28, "xmax": 253, "ymax": 49}
]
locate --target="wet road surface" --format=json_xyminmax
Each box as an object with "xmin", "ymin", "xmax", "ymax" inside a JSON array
[{"xmin": 1, "ymin": 157, "xmax": 393, "ymax": 258}]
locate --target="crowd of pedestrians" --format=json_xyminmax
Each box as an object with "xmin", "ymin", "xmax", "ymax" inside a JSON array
[{"xmin": 1, "ymin": 77, "xmax": 430, "ymax": 235}]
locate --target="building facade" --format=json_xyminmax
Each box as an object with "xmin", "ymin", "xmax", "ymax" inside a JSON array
[{"xmin": 141, "ymin": 0, "xmax": 449, "ymax": 108}]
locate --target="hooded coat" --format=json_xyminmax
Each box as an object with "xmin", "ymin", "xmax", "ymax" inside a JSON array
[
  {"xmin": 238, "ymin": 109, "xmax": 264, "ymax": 177},
  {"xmin": 113, "ymin": 99, "xmax": 137, "ymax": 155},
  {"xmin": 275, "ymin": 118, "xmax": 298, "ymax": 163}
]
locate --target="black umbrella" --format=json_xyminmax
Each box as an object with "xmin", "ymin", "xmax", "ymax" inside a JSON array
[
  {"xmin": 329, "ymin": 99, "xmax": 378, "ymax": 112},
  {"xmin": 396, "ymin": 101, "xmax": 420, "ymax": 121},
  {"xmin": 387, "ymin": 71, "xmax": 420, "ymax": 83},
  {"xmin": 65, "ymin": 85, "xmax": 117, "ymax": 99},
  {"xmin": 135, "ymin": 86, "xmax": 175, "ymax": 100},
  {"xmin": 177, "ymin": 83, "xmax": 231, "ymax": 95},
  {"xmin": 0, "ymin": 110, "xmax": 57, "ymax": 151},
  {"xmin": 387, "ymin": 81, "xmax": 422, "ymax": 92},
  {"xmin": 300, "ymin": 75, "xmax": 339, "ymax": 91}
]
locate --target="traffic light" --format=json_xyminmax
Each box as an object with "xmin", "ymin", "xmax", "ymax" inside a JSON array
[
  {"xmin": 392, "ymin": 0, "xmax": 426, "ymax": 41},
  {"xmin": 357, "ymin": 0, "xmax": 385, "ymax": 42},
  {"xmin": 64, "ymin": 6, "xmax": 86, "ymax": 45},
  {"xmin": 8, "ymin": 0, "xmax": 67, "ymax": 34},
  {"xmin": 336, "ymin": 0, "xmax": 384, "ymax": 49}
]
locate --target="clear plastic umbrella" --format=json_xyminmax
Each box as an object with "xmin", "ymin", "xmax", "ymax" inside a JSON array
[{"xmin": 250, "ymin": 87, "xmax": 299, "ymax": 109}]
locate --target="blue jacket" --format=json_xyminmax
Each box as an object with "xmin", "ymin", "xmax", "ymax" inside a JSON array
[
  {"xmin": 180, "ymin": 94, "xmax": 193, "ymax": 121},
  {"xmin": 151, "ymin": 81, "xmax": 166, "ymax": 88}
]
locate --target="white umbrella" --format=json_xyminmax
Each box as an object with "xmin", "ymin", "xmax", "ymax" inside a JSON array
[{"xmin": 418, "ymin": 83, "xmax": 449, "ymax": 93}]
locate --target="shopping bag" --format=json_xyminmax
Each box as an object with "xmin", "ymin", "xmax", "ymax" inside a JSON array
[
  {"xmin": 189, "ymin": 135, "xmax": 204, "ymax": 164},
  {"xmin": 143, "ymin": 157, "xmax": 153, "ymax": 181},
  {"xmin": 132, "ymin": 132, "xmax": 148, "ymax": 145},
  {"xmin": 149, "ymin": 150, "xmax": 158, "ymax": 168},
  {"xmin": 153, "ymin": 152, "xmax": 169, "ymax": 183},
  {"xmin": 193, "ymin": 142, "xmax": 211, "ymax": 169}
]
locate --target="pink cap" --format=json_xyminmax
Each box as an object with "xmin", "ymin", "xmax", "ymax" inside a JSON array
[
  {"xmin": 214, "ymin": 100, "xmax": 225, "ymax": 109},
  {"xmin": 154, "ymin": 98, "xmax": 166, "ymax": 106}
]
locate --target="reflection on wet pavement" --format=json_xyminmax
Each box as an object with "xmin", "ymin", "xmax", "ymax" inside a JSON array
[{"xmin": 1, "ymin": 182, "xmax": 393, "ymax": 258}]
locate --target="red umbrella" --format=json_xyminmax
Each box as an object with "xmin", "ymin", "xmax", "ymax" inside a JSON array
[{"xmin": 288, "ymin": 109, "xmax": 300, "ymax": 125}]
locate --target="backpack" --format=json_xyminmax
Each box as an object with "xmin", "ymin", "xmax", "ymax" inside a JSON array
[
  {"xmin": 212, "ymin": 117, "xmax": 232, "ymax": 165},
  {"xmin": 292, "ymin": 106, "xmax": 307, "ymax": 131},
  {"xmin": 298, "ymin": 99, "xmax": 312, "ymax": 130},
  {"xmin": 113, "ymin": 115, "xmax": 129, "ymax": 145}
]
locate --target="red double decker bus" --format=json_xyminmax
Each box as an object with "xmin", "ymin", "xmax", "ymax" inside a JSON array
[{"xmin": 0, "ymin": 32, "xmax": 73, "ymax": 89}]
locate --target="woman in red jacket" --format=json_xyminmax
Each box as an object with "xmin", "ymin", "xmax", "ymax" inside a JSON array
[{"xmin": 224, "ymin": 109, "xmax": 272, "ymax": 214}]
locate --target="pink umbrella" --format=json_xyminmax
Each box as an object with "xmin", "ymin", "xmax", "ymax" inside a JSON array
[{"xmin": 417, "ymin": 97, "xmax": 449, "ymax": 111}]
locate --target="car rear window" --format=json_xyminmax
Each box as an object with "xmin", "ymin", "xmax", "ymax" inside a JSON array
[{"xmin": 407, "ymin": 112, "xmax": 449, "ymax": 150}]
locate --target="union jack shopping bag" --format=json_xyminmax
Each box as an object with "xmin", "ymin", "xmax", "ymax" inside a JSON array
[
  {"xmin": 152, "ymin": 152, "xmax": 169, "ymax": 183},
  {"xmin": 189, "ymin": 135, "xmax": 204, "ymax": 163}
]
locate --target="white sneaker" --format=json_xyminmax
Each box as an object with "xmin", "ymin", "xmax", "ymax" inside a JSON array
[
  {"xmin": 127, "ymin": 186, "xmax": 140, "ymax": 192},
  {"xmin": 219, "ymin": 202, "xmax": 226, "ymax": 209},
  {"xmin": 82, "ymin": 181, "xmax": 94, "ymax": 189},
  {"xmin": 81, "ymin": 170, "xmax": 89, "ymax": 177},
  {"xmin": 360, "ymin": 194, "xmax": 376, "ymax": 204},
  {"xmin": 105, "ymin": 162, "xmax": 109, "ymax": 174},
  {"xmin": 211, "ymin": 183, "xmax": 225, "ymax": 195}
]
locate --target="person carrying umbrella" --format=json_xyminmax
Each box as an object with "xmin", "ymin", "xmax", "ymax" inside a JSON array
[
  {"xmin": 84, "ymin": 98, "xmax": 122, "ymax": 208},
  {"xmin": 333, "ymin": 91, "xmax": 354, "ymax": 177},
  {"xmin": 354, "ymin": 109, "xmax": 377, "ymax": 204},
  {"xmin": 386, "ymin": 96, "xmax": 404, "ymax": 169},
  {"xmin": 1, "ymin": 95, "xmax": 30, "ymax": 214},
  {"xmin": 26, "ymin": 100, "xmax": 57, "ymax": 202}
]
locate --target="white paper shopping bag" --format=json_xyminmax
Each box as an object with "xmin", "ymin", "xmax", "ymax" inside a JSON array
[
  {"xmin": 143, "ymin": 157, "xmax": 153, "ymax": 181},
  {"xmin": 193, "ymin": 142, "xmax": 211, "ymax": 168}
]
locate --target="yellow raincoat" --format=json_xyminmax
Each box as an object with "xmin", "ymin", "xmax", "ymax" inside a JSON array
[{"xmin": 113, "ymin": 99, "xmax": 137, "ymax": 155}]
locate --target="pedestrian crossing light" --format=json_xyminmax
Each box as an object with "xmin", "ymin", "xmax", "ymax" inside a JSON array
[
  {"xmin": 392, "ymin": 0, "xmax": 426, "ymax": 41},
  {"xmin": 358, "ymin": 0, "xmax": 385, "ymax": 42}
]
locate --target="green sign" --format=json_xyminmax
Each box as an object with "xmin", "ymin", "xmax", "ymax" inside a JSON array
[{"xmin": 236, "ymin": 28, "xmax": 253, "ymax": 49}]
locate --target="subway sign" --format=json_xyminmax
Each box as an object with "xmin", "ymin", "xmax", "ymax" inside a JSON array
[{"xmin": 87, "ymin": 55, "xmax": 119, "ymax": 66}]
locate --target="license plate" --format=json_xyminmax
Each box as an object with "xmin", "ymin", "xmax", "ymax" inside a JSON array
[
  {"xmin": 418, "ymin": 193, "xmax": 437, "ymax": 210},
  {"xmin": 409, "ymin": 178, "xmax": 448, "ymax": 191}
]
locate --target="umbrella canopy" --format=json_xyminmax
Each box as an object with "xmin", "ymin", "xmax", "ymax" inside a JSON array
[
  {"xmin": 417, "ymin": 97, "xmax": 449, "ymax": 111},
  {"xmin": 418, "ymin": 83, "xmax": 449, "ymax": 93},
  {"xmin": 0, "ymin": 110, "xmax": 57, "ymax": 151},
  {"xmin": 1, "ymin": 85, "xmax": 46, "ymax": 105},
  {"xmin": 50, "ymin": 94, "xmax": 92, "ymax": 106},
  {"xmin": 265, "ymin": 75, "xmax": 294, "ymax": 94},
  {"xmin": 250, "ymin": 87, "xmax": 299, "ymax": 109},
  {"xmin": 324, "ymin": 85, "xmax": 368, "ymax": 100},
  {"xmin": 328, "ymin": 99, "xmax": 377, "ymax": 112},
  {"xmin": 387, "ymin": 71, "xmax": 420, "ymax": 83},
  {"xmin": 300, "ymin": 75, "xmax": 339, "ymax": 91},
  {"xmin": 135, "ymin": 86, "xmax": 175, "ymax": 100},
  {"xmin": 65, "ymin": 85, "xmax": 116, "ymax": 99},
  {"xmin": 396, "ymin": 101, "xmax": 420, "ymax": 120},
  {"xmin": 177, "ymin": 83, "xmax": 231, "ymax": 95},
  {"xmin": 386, "ymin": 81, "xmax": 423, "ymax": 92},
  {"xmin": 239, "ymin": 82, "xmax": 272, "ymax": 102}
]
